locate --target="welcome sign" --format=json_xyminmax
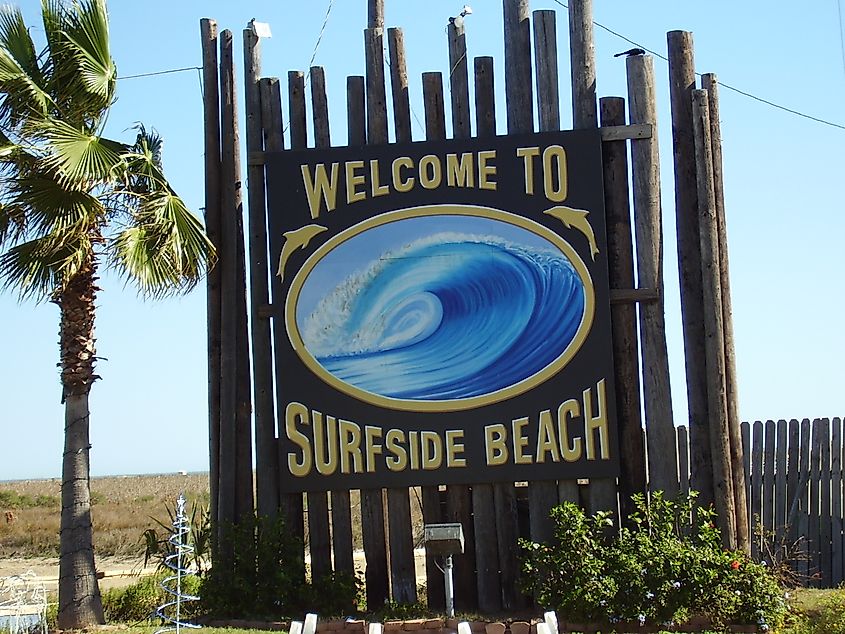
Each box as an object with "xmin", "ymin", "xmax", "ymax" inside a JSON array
[{"xmin": 266, "ymin": 130, "xmax": 618, "ymax": 492}]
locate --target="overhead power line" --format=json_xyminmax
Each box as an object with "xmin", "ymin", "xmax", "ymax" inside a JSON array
[
  {"xmin": 551, "ymin": 0, "xmax": 845, "ymax": 132},
  {"xmin": 118, "ymin": 66, "xmax": 201, "ymax": 80}
]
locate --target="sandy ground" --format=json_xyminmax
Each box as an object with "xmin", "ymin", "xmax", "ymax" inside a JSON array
[
  {"xmin": 0, "ymin": 556, "xmax": 158, "ymax": 593},
  {"xmin": 0, "ymin": 551, "xmax": 430, "ymax": 594}
]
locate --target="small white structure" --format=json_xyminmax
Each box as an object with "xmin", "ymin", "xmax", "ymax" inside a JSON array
[{"xmin": 0, "ymin": 571, "xmax": 47, "ymax": 634}]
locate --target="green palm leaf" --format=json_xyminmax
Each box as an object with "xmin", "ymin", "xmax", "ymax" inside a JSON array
[
  {"xmin": 62, "ymin": 0, "xmax": 115, "ymax": 108},
  {"xmin": 0, "ymin": 232, "xmax": 90, "ymax": 299},
  {"xmin": 39, "ymin": 118, "xmax": 125, "ymax": 184}
]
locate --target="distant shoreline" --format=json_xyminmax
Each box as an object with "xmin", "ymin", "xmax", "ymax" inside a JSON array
[{"xmin": 1, "ymin": 471, "xmax": 211, "ymax": 484}]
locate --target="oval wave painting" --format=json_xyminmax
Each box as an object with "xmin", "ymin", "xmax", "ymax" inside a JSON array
[{"xmin": 286, "ymin": 207, "xmax": 594, "ymax": 411}]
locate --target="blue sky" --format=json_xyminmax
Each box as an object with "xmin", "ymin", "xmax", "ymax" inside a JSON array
[{"xmin": 2, "ymin": 0, "xmax": 843, "ymax": 479}]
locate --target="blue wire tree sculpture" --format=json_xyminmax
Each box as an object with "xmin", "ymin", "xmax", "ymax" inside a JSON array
[{"xmin": 155, "ymin": 493, "xmax": 201, "ymax": 634}]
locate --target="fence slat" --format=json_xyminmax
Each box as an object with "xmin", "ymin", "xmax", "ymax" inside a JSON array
[
  {"xmin": 763, "ymin": 420, "xmax": 775, "ymax": 539},
  {"xmin": 797, "ymin": 418, "xmax": 812, "ymax": 582},
  {"xmin": 832, "ymin": 417, "xmax": 843, "ymax": 585},
  {"xmin": 786, "ymin": 419, "xmax": 800, "ymax": 549},
  {"xmin": 775, "ymin": 419, "xmax": 788, "ymax": 544},
  {"xmin": 741, "ymin": 421, "xmax": 751, "ymax": 537},
  {"xmin": 750, "ymin": 421, "xmax": 763, "ymax": 559},
  {"xmin": 820, "ymin": 418, "xmax": 832, "ymax": 586},
  {"xmin": 810, "ymin": 420, "xmax": 822, "ymax": 585}
]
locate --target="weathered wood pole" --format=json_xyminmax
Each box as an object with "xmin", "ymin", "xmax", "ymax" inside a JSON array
[
  {"xmin": 527, "ymin": 8, "xmax": 566, "ymax": 542},
  {"xmin": 243, "ymin": 28, "xmax": 278, "ymax": 520},
  {"xmin": 304, "ymin": 65, "xmax": 335, "ymax": 583},
  {"xmin": 626, "ymin": 54, "xmax": 678, "ymax": 496},
  {"xmin": 216, "ymin": 28, "xmax": 239, "ymax": 572},
  {"xmin": 701, "ymin": 72, "xmax": 749, "ymax": 552},
  {"xmin": 261, "ymin": 77, "xmax": 306, "ymax": 563},
  {"xmin": 569, "ymin": 0, "xmax": 615, "ymax": 515},
  {"xmin": 368, "ymin": 0, "xmax": 384, "ymax": 29},
  {"xmin": 600, "ymin": 93, "xmax": 647, "ymax": 519},
  {"xmin": 471, "ymin": 54, "xmax": 503, "ymax": 614},
  {"xmin": 384, "ymin": 27, "xmax": 418, "ymax": 605},
  {"xmin": 501, "ymin": 0, "xmax": 532, "ymax": 609},
  {"xmin": 200, "ymin": 17, "xmax": 221, "ymax": 545},
  {"xmin": 667, "ymin": 30, "xmax": 713, "ymax": 506},
  {"xmin": 421, "ymin": 70, "xmax": 447, "ymax": 611},
  {"xmin": 445, "ymin": 18, "xmax": 478, "ymax": 610},
  {"xmin": 568, "ymin": 0, "xmax": 597, "ymax": 128},
  {"xmin": 692, "ymin": 88, "xmax": 736, "ymax": 548},
  {"xmin": 362, "ymin": 24, "xmax": 390, "ymax": 608}
]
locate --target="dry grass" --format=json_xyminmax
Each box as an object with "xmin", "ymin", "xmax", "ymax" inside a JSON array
[{"xmin": 0, "ymin": 473, "xmax": 209, "ymax": 559}]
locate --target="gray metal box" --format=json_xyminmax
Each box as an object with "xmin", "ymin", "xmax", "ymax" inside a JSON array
[{"xmin": 423, "ymin": 522, "xmax": 465, "ymax": 555}]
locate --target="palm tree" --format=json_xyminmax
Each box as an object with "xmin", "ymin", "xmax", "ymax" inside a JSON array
[{"xmin": 0, "ymin": 1, "xmax": 214, "ymax": 628}]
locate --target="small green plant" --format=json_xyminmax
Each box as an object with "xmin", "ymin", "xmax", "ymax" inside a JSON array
[
  {"xmin": 370, "ymin": 599, "xmax": 432, "ymax": 621},
  {"xmin": 142, "ymin": 499, "xmax": 211, "ymax": 575},
  {"xmin": 101, "ymin": 573, "xmax": 203, "ymax": 624},
  {"xmin": 520, "ymin": 491, "xmax": 789, "ymax": 631},
  {"xmin": 0, "ymin": 490, "xmax": 59, "ymax": 509}
]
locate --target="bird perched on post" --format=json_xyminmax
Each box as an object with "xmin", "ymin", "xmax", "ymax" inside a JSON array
[{"xmin": 614, "ymin": 47, "xmax": 646, "ymax": 57}]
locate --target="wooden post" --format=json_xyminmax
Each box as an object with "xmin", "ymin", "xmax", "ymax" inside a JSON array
[
  {"xmin": 305, "ymin": 65, "xmax": 335, "ymax": 583},
  {"xmin": 261, "ymin": 76, "xmax": 306, "ymax": 576},
  {"xmin": 243, "ymin": 28, "xmax": 278, "ymax": 520},
  {"xmin": 420, "ymin": 71, "xmax": 446, "ymax": 611},
  {"xmin": 668, "ymin": 31, "xmax": 713, "ymax": 506},
  {"xmin": 200, "ymin": 17, "xmax": 221, "ymax": 545},
  {"xmin": 503, "ymin": 0, "xmax": 533, "ymax": 133},
  {"xmin": 600, "ymin": 94, "xmax": 646, "ymax": 519},
  {"xmin": 692, "ymin": 88, "xmax": 736, "ymax": 548},
  {"xmin": 527, "ymin": 8, "xmax": 567, "ymax": 541},
  {"xmin": 626, "ymin": 54, "xmax": 678, "ymax": 496},
  {"xmin": 368, "ymin": 0, "xmax": 384, "ymax": 29},
  {"xmin": 217, "ymin": 29, "xmax": 238, "ymax": 571},
  {"xmin": 569, "ymin": 0, "xmax": 615, "ymax": 515},
  {"xmin": 568, "ymin": 0, "xmax": 597, "ymax": 128},
  {"xmin": 500, "ymin": 0, "xmax": 531, "ymax": 610},
  {"xmin": 448, "ymin": 20, "xmax": 471, "ymax": 138},
  {"xmin": 701, "ymin": 72, "xmax": 749, "ymax": 552},
  {"xmin": 388, "ymin": 28, "xmax": 412, "ymax": 143},
  {"xmin": 820, "ymin": 418, "xmax": 832, "ymax": 586},
  {"xmin": 470, "ymin": 65, "xmax": 502, "ymax": 616},
  {"xmin": 362, "ymin": 27, "xmax": 390, "ymax": 608},
  {"xmin": 381, "ymin": 30, "xmax": 418, "ymax": 603}
]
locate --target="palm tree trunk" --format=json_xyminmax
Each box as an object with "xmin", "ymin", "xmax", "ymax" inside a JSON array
[{"xmin": 56, "ymin": 260, "xmax": 104, "ymax": 629}]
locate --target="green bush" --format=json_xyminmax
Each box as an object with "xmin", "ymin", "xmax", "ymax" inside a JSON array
[
  {"xmin": 102, "ymin": 572, "xmax": 203, "ymax": 623},
  {"xmin": 520, "ymin": 492, "xmax": 789, "ymax": 631}
]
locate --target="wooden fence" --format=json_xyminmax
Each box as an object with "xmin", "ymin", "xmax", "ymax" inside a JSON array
[
  {"xmin": 677, "ymin": 418, "xmax": 845, "ymax": 587},
  {"xmin": 202, "ymin": 0, "xmax": 762, "ymax": 612}
]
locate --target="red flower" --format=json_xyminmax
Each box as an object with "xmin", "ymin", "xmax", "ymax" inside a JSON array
[{"xmin": 730, "ymin": 560, "xmax": 741, "ymax": 570}]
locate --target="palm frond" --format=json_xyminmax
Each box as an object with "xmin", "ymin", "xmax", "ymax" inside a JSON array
[
  {"xmin": 0, "ymin": 231, "xmax": 90, "ymax": 300},
  {"xmin": 0, "ymin": 201, "xmax": 26, "ymax": 246},
  {"xmin": 0, "ymin": 6, "xmax": 52, "ymax": 126},
  {"xmin": 110, "ymin": 191, "xmax": 215, "ymax": 298},
  {"xmin": 12, "ymin": 173, "xmax": 102, "ymax": 236},
  {"xmin": 61, "ymin": 0, "xmax": 115, "ymax": 114},
  {"xmin": 39, "ymin": 118, "xmax": 125, "ymax": 185}
]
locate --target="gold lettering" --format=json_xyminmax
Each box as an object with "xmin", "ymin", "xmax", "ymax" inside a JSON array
[
  {"xmin": 345, "ymin": 160, "xmax": 366, "ymax": 204},
  {"xmin": 516, "ymin": 146, "xmax": 540, "ymax": 195},
  {"xmin": 370, "ymin": 159, "xmax": 389, "ymax": 197},
  {"xmin": 512, "ymin": 417, "xmax": 532, "ymax": 464},
  {"xmin": 385, "ymin": 429, "xmax": 408, "ymax": 472},
  {"xmin": 419, "ymin": 155, "xmax": 442, "ymax": 189},
  {"xmin": 392, "ymin": 156, "xmax": 415, "ymax": 192},
  {"xmin": 543, "ymin": 145, "xmax": 568, "ymax": 202},
  {"xmin": 312, "ymin": 411, "xmax": 338, "ymax": 475},
  {"xmin": 446, "ymin": 153, "xmax": 474, "ymax": 187},
  {"xmin": 536, "ymin": 409, "xmax": 561, "ymax": 463},
  {"xmin": 339, "ymin": 419, "xmax": 363, "ymax": 474},
  {"xmin": 478, "ymin": 150, "xmax": 497, "ymax": 190},
  {"xmin": 409, "ymin": 431, "xmax": 420, "ymax": 470},
  {"xmin": 301, "ymin": 163, "xmax": 339, "ymax": 219},
  {"xmin": 445, "ymin": 430, "xmax": 466, "ymax": 467},
  {"xmin": 285, "ymin": 402, "xmax": 312, "ymax": 477},
  {"xmin": 365, "ymin": 425, "xmax": 383, "ymax": 473},
  {"xmin": 421, "ymin": 431, "xmax": 443, "ymax": 470},
  {"xmin": 584, "ymin": 379, "xmax": 610, "ymax": 460},
  {"xmin": 558, "ymin": 399, "xmax": 583, "ymax": 462},
  {"xmin": 485, "ymin": 424, "xmax": 508, "ymax": 465}
]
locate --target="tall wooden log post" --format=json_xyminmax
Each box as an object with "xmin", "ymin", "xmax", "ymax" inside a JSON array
[
  {"xmin": 362, "ymin": 21, "xmax": 390, "ymax": 608},
  {"xmin": 445, "ymin": 18, "xmax": 479, "ymax": 611},
  {"xmin": 385, "ymin": 26, "xmax": 418, "ymax": 605},
  {"xmin": 306, "ymin": 65, "xmax": 336, "ymax": 582},
  {"xmin": 626, "ymin": 55, "xmax": 678, "ymax": 496},
  {"xmin": 529, "ymin": 8, "xmax": 566, "ymax": 543},
  {"xmin": 260, "ymin": 76, "xmax": 306, "ymax": 574},
  {"xmin": 243, "ymin": 29, "xmax": 278, "ymax": 521},
  {"xmin": 701, "ymin": 73, "xmax": 749, "ymax": 553},
  {"xmin": 200, "ymin": 17, "xmax": 221, "ymax": 552},
  {"xmin": 471, "ymin": 56, "xmax": 503, "ymax": 613},
  {"xmin": 420, "ymin": 71, "xmax": 447, "ymax": 612},
  {"xmin": 600, "ymin": 94, "xmax": 647, "ymax": 521},
  {"xmin": 216, "ymin": 28, "xmax": 239, "ymax": 575},
  {"xmin": 569, "ymin": 0, "xmax": 616, "ymax": 515},
  {"xmin": 501, "ymin": 0, "xmax": 532, "ymax": 610},
  {"xmin": 692, "ymin": 89, "xmax": 737, "ymax": 548},
  {"xmin": 668, "ymin": 31, "xmax": 714, "ymax": 507}
]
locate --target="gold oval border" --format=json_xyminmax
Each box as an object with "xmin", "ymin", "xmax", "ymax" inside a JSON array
[{"xmin": 286, "ymin": 204, "xmax": 595, "ymax": 412}]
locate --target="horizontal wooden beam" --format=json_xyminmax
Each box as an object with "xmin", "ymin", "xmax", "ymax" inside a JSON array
[
  {"xmin": 600, "ymin": 123, "xmax": 652, "ymax": 141},
  {"xmin": 610, "ymin": 288, "xmax": 659, "ymax": 304}
]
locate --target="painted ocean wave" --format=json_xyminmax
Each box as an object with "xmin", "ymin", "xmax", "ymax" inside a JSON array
[{"xmin": 298, "ymin": 233, "xmax": 585, "ymax": 400}]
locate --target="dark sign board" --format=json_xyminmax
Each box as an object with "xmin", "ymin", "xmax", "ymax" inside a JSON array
[{"xmin": 266, "ymin": 130, "xmax": 618, "ymax": 492}]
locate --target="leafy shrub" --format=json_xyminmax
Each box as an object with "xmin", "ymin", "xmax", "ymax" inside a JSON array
[
  {"xmin": 520, "ymin": 491, "xmax": 789, "ymax": 631},
  {"xmin": 0, "ymin": 490, "xmax": 59, "ymax": 509},
  {"xmin": 102, "ymin": 572, "xmax": 202, "ymax": 623}
]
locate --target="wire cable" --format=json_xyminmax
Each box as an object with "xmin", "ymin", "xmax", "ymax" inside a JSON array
[
  {"xmin": 551, "ymin": 0, "xmax": 845, "ymax": 131},
  {"xmin": 118, "ymin": 66, "xmax": 201, "ymax": 80}
]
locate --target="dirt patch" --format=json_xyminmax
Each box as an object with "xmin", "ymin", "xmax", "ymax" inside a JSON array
[{"xmin": 0, "ymin": 556, "xmax": 156, "ymax": 593}]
